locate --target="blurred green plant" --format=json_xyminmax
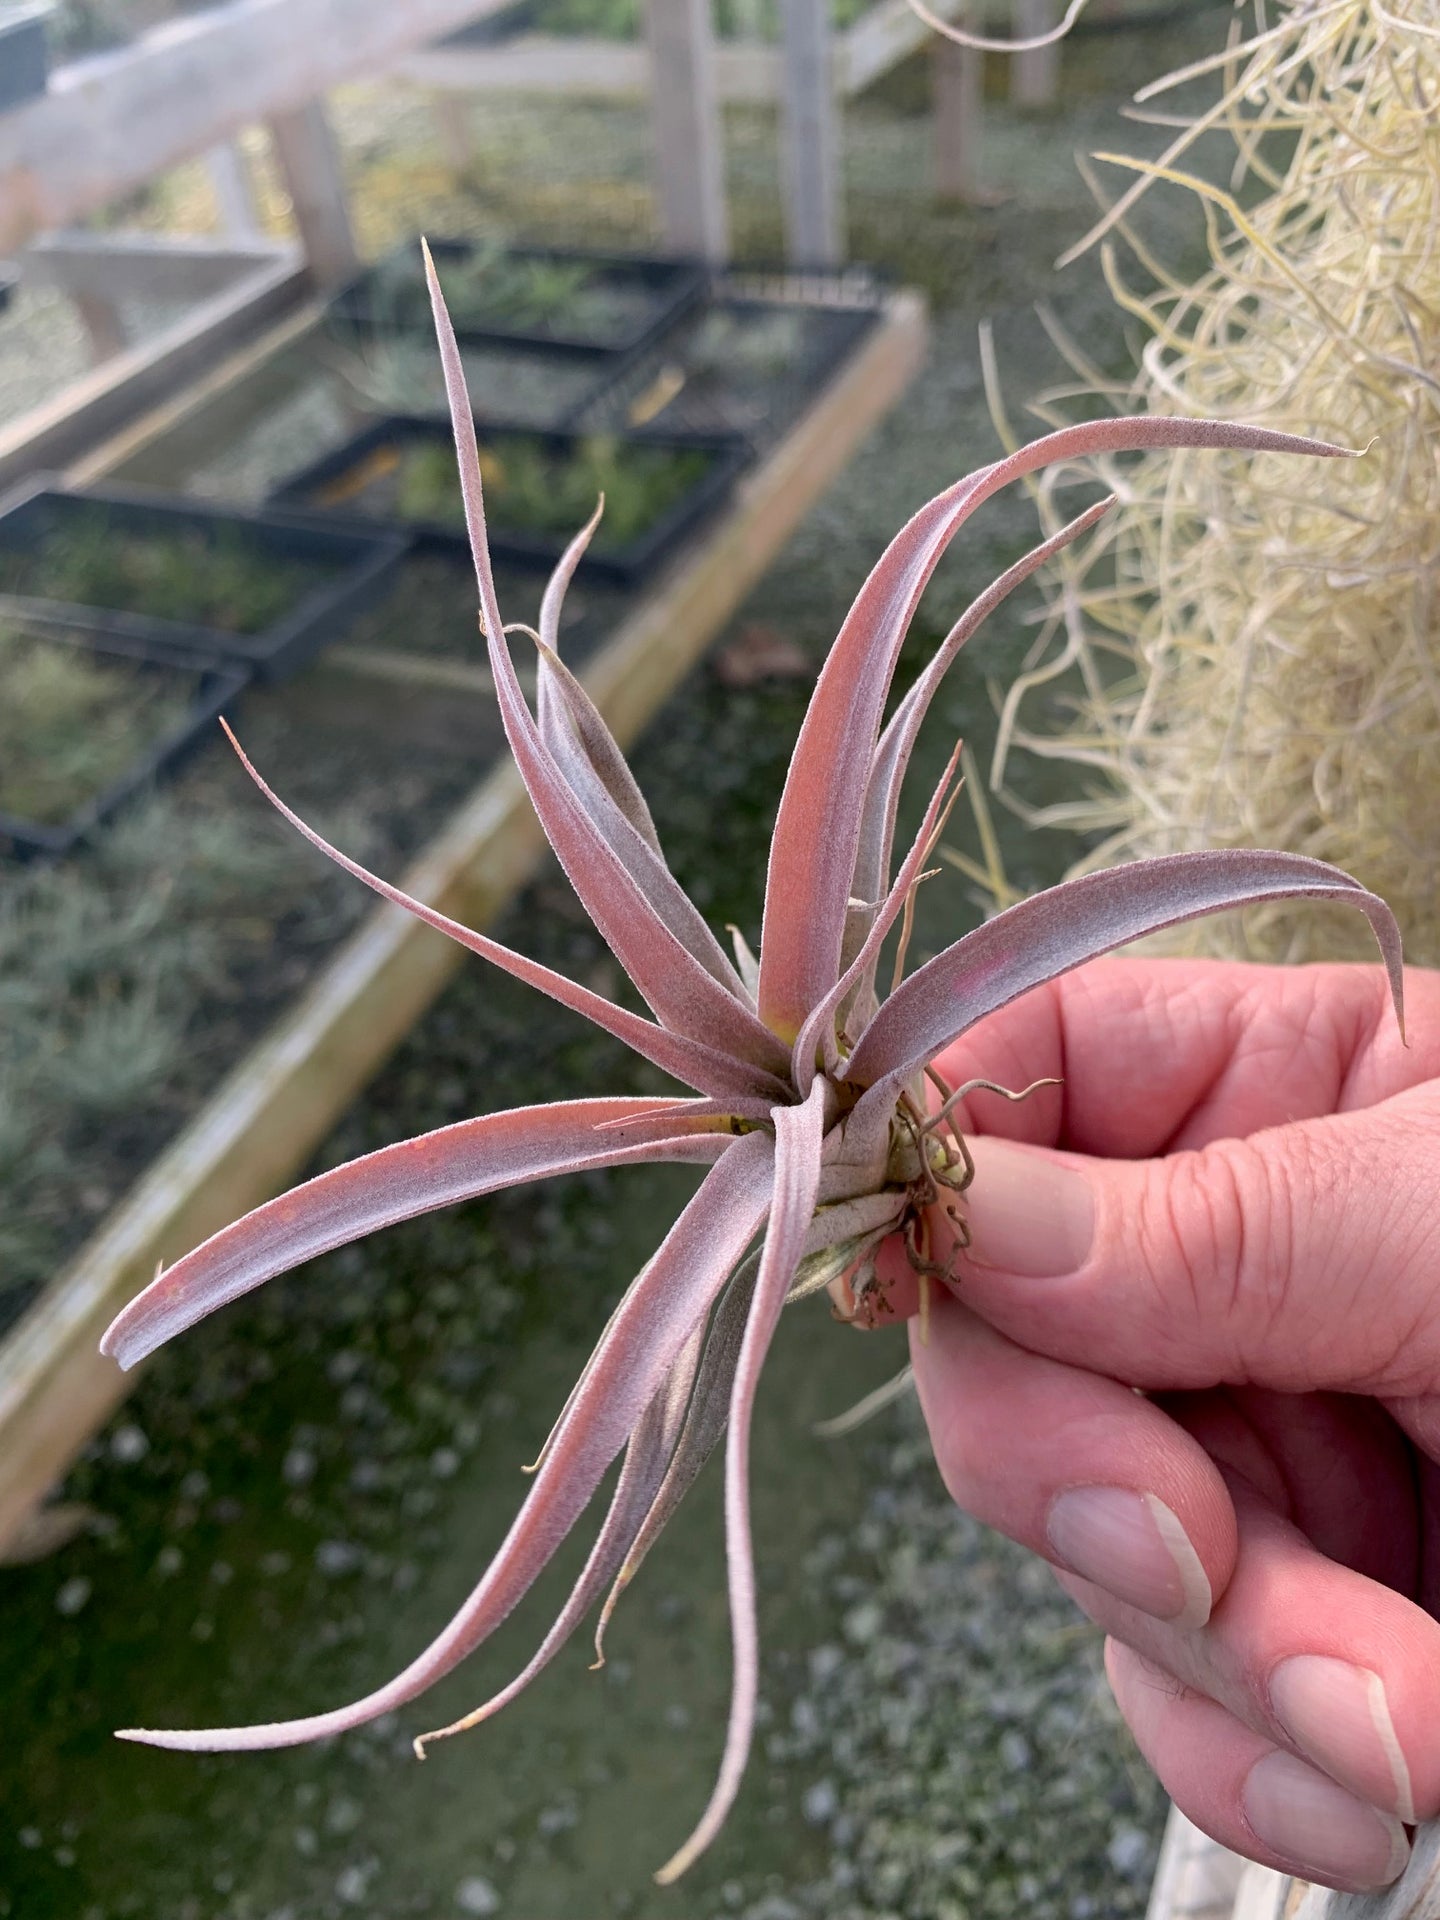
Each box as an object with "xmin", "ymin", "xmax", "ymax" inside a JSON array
[
  {"xmin": 0, "ymin": 517, "xmax": 329, "ymax": 635},
  {"xmin": 0, "ymin": 786, "xmax": 375, "ymax": 1313},
  {"xmin": 371, "ymin": 243, "xmax": 655, "ymax": 345},
  {"xmin": 0, "ymin": 627, "xmax": 192, "ymax": 825},
  {"xmin": 393, "ymin": 432, "xmax": 711, "ymax": 548}
]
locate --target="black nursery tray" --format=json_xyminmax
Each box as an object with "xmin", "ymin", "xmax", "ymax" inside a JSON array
[
  {"xmin": 269, "ymin": 416, "xmax": 751, "ymax": 586},
  {"xmin": 0, "ymin": 480, "xmax": 407, "ymax": 681},
  {"xmin": 326, "ymin": 237, "xmax": 707, "ymax": 361},
  {"xmin": 574, "ymin": 294, "xmax": 884, "ymax": 443},
  {"xmin": 0, "ymin": 620, "xmax": 249, "ymax": 862},
  {"xmin": 0, "ymin": 3, "xmax": 51, "ymax": 114}
]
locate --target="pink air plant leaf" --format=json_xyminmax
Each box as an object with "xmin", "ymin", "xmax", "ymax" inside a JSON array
[
  {"xmin": 756, "ymin": 416, "xmax": 1359, "ymax": 1043},
  {"xmin": 114, "ymin": 1132, "xmax": 775, "ymax": 1754},
  {"xmin": 592, "ymin": 1247, "xmax": 761, "ymax": 1663},
  {"xmin": 412, "ymin": 1315, "xmax": 708, "ymax": 1753},
  {"xmin": 840, "ymin": 849, "xmax": 1405, "ymax": 1170},
  {"xmin": 791, "ymin": 743, "xmax": 962, "ymax": 1091},
  {"xmin": 529, "ymin": 633, "xmax": 753, "ymax": 999},
  {"xmin": 846, "ymin": 495, "xmax": 1116, "ymax": 968},
  {"xmin": 656, "ymin": 1077, "xmax": 828, "ymax": 1885},
  {"xmin": 102, "ymin": 1098, "xmax": 735, "ymax": 1373},
  {"xmin": 531, "ymin": 512, "xmax": 745, "ymax": 994},
  {"xmin": 98, "ymin": 253, "xmax": 1407, "ymax": 1885},
  {"xmin": 219, "ymin": 723, "xmax": 787, "ymax": 1107},
  {"xmin": 423, "ymin": 249, "xmax": 787, "ymax": 1076},
  {"xmin": 536, "ymin": 506, "xmax": 664, "ymax": 857}
]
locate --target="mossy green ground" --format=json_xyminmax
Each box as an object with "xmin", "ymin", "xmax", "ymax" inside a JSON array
[{"xmin": 1, "ymin": 12, "xmax": 1231, "ymax": 1915}]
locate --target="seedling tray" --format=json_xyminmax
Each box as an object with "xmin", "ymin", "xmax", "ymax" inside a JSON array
[
  {"xmin": 0, "ymin": 621, "xmax": 249, "ymax": 862},
  {"xmin": 574, "ymin": 294, "xmax": 884, "ymax": 442},
  {"xmin": 268, "ymin": 417, "xmax": 752, "ymax": 586},
  {"xmin": 326, "ymin": 238, "xmax": 707, "ymax": 361},
  {"xmin": 0, "ymin": 480, "xmax": 407, "ymax": 682}
]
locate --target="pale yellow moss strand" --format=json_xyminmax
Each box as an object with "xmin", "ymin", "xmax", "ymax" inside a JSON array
[{"xmin": 992, "ymin": 0, "xmax": 1440, "ymax": 968}]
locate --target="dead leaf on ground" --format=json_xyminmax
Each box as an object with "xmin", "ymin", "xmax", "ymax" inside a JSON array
[{"xmin": 713, "ymin": 625, "xmax": 813, "ymax": 689}]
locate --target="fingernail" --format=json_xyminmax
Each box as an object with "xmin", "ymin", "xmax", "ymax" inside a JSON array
[
  {"xmin": 965, "ymin": 1139, "xmax": 1094, "ymax": 1277},
  {"xmin": 1046, "ymin": 1487, "xmax": 1212, "ymax": 1628},
  {"xmin": 1242, "ymin": 1750, "xmax": 1409, "ymax": 1890},
  {"xmin": 1270, "ymin": 1655, "xmax": 1415, "ymax": 1822}
]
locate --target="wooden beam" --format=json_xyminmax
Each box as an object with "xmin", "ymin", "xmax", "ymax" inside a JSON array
[
  {"xmin": 265, "ymin": 98, "xmax": 359, "ymax": 288},
  {"xmin": 644, "ymin": 0, "xmax": 729, "ymax": 263},
  {"xmin": 0, "ymin": 287, "xmax": 927, "ymax": 1552},
  {"xmin": 0, "ymin": 253, "xmax": 307, "ymax": 494},
  {"xmin": 401, "ymin": 35, "xmax": 779, "ymax": 102},
  {"xmin": 399, "ymin": 0, "xmax": 971, "ymax": 103},
  {"xmin": 71, "ymin": 289, "xmax": 130, "ymax": 365},
  {"xmin": 779, "ymin": 0, "xmax": 843, "ymax": 268},
  {"xmin": 0, "ymin": 0, "xmax": 511, "ymax": 256},
  {"xmin": 931, "ymin": 9, "xmax": 982, "ymax": 201},
  {"xmin": 64, "ymin": 304, "xmax": 329, "ymax": 491},
  {"xmin": 16, "ymin": 230, "xmax": 293, "ymax": 304}
]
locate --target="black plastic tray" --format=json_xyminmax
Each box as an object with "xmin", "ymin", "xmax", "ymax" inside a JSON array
[
  {"xmin": 268, "ymin": 416, "xmax": 752, "ymax": 587},
  {"xmin": 326, "ymin": 238, "xmax": 708, "ymax": 361},
  {"xmin": 0, "ymin": 621, "xmax": 250, "ymax": 862},
  {"xmin": 571, "ymin": 294, "xmax": 883, "ymax": 444},
  {"xmin": 0, "ymin": 479, "xmax": 408, "ymax": 682},
  {"xmin": 436, "ymin": 0, "xmax": 534, "ymax": 46},
  {"xmin": 0, "ymin": 4, "xmax": 50, "ymax": 113}
]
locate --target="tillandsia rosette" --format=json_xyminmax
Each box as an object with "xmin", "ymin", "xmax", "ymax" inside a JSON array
[{"xmin": 100, "ymin": 246, "xmax": 1406, "ymax": 1882}]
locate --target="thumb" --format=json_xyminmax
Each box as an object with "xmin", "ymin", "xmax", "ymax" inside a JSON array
[{"xmin": 947, "ymin": 1083, "xmax": 1440, "ymax": 1398}]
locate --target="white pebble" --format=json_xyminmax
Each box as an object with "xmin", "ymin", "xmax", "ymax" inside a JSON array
[
  {"xmin": 801, "ymin": 1779, "xmax": 839, "ymax": 1826},
  {"xmin": 110, "ymin": 1424, "xmax": 149, "ymax": 1464},
  {"xmin": 55, "ymin": 1577, "xmax": 91, "ymax": 1618}
]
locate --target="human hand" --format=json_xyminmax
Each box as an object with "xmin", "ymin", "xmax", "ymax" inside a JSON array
[{"xmin": 881, "ymin": 956, "xmax": 1440, "ymax": 1894}]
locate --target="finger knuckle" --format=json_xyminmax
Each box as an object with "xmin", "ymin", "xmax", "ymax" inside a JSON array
[{"xmin": 1139, "ymin": 1138, "xmax": 1300, "ymax": 1361}]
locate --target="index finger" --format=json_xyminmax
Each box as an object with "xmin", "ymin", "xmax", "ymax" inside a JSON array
[{"xmin": 932, "ymin": 955, "xmax": 1436, "ymax": 1162}]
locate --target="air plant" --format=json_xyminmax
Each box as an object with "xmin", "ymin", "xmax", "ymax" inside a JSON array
[{"xmin": 99, "ymin": 250, "xmax": 1405, "ymax": 1883}]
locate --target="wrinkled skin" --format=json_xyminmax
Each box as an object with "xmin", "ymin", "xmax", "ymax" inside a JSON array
[{"xmin": 881, "ymin": 955, "xmax": 1440, "ymax": 1894}]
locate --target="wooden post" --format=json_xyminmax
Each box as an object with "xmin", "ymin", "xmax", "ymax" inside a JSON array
[
  {"xmin": 1011, "ymin": 0, "xmax": 1059, "ymax": 109},
  {"xmin": 778, "ymin": 0, "xmax": 843, "ymax": 268},
  {"xmin": 643, "ymin": 0, "xmax": 729, "ymax": 263},
  {"xmin": 72, "ymin": 290, "xmax": 129, "ymax": 365},
  {"xmin": 931, "ymin": 5, "xmax": 982, "ymax": 202},
  {"xmin": 264, "ymin": 97, "xmax": 359, "ymax": 288},
  {"xmin": 431, "ymin": 92, "xmax": 475, "ymax": 175},
  {"xmin": 205, "ymin": 140, "xmax": 263, "ymax": 241}
]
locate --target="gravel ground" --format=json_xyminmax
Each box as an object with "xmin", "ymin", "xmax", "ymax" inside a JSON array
[{"xmin": 747, "ymin": 1412, "xmax": 1163, "ymax": 1920}]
